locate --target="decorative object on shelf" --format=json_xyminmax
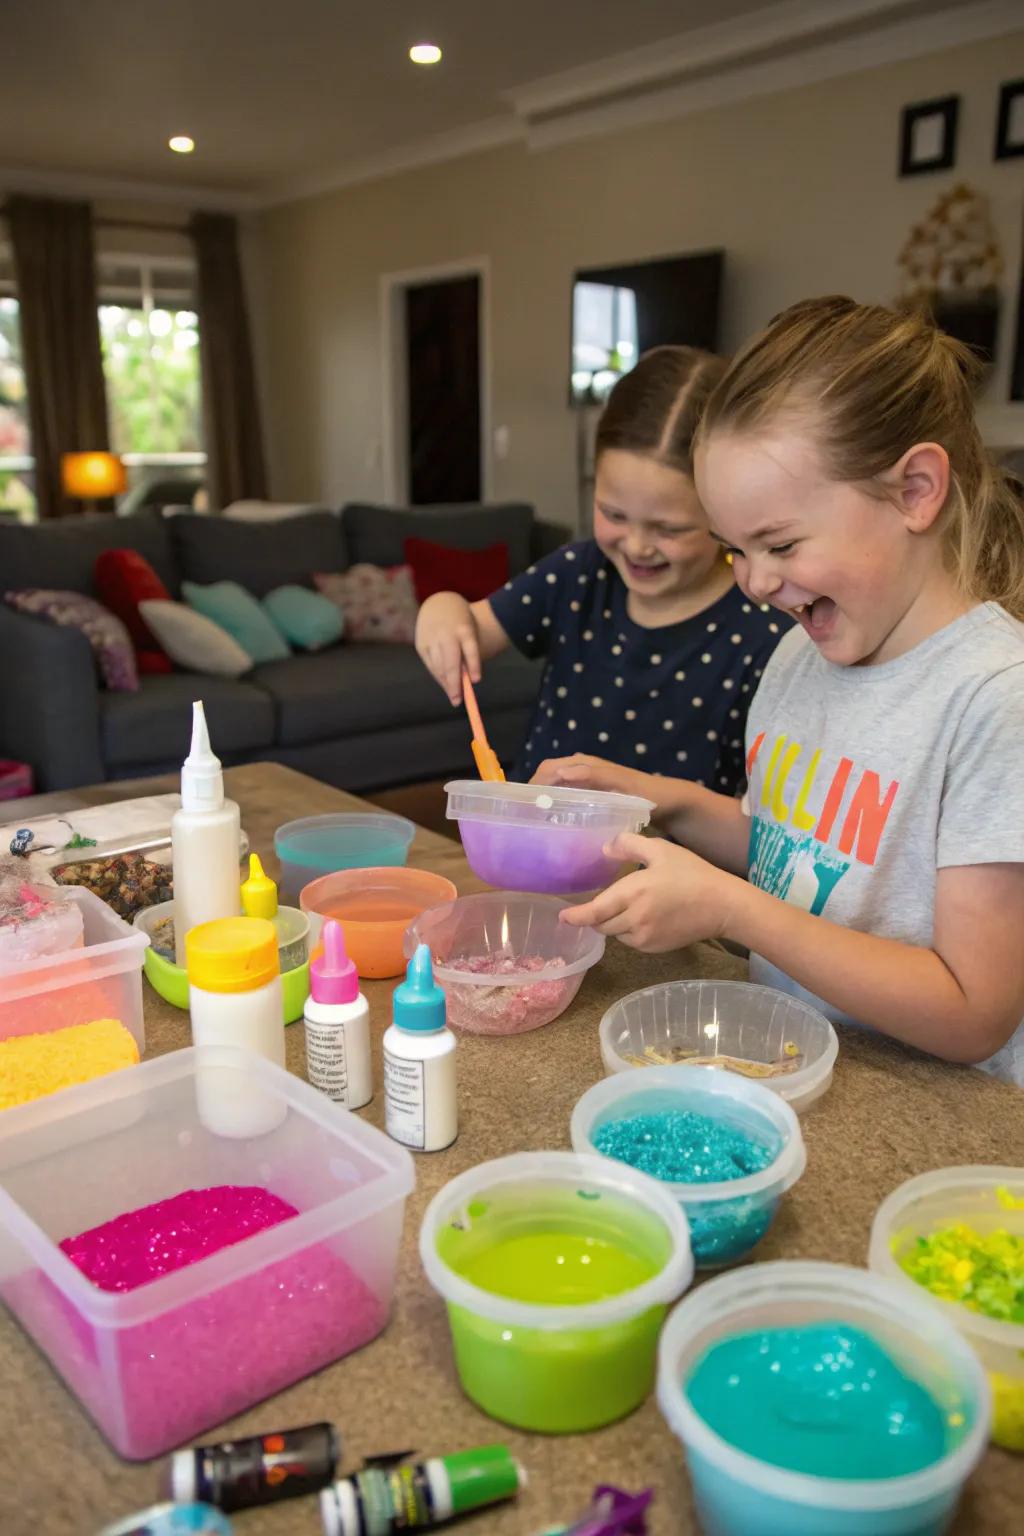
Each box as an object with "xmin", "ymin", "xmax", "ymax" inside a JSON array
[
  {"xmin": 994, "ymin": 78, "xmax": 1024, "ymax": 161},
  {"xmin": 898, "ymin": 95, "xmax": 959, "ymax": 177},
  {"xmin": 897, "ymin": 183, "xmax": 1003, "ymax": 369},
  {"xmin": 61, "ymin": 451, "xmax": 126, "ymax": 512}
]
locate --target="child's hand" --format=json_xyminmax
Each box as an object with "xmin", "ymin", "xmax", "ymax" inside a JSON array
[
  {"xmin": 415, "ymin": 593, "xmax": 481, "ymax": 705},
  {"xmin": 532, "ymin": 754, "xmax": 657, "ymax": 801},
  {"xmin": 560, "ymin": 832, "xmax": 738, "ymax": 951}
]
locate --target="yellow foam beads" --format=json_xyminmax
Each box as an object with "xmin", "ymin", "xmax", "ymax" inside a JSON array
[
  {"xmin": 0, "ymin": 1019, "xmax": 138, "ymax": 1110},
  {"xmin": 896, "ymin": 1207, "xmax": 1024, "ymax": 1451}
]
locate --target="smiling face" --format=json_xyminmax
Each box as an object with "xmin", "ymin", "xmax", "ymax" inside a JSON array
[
  {"xmin": 694, "ymin": 426, "xmax": 958, "ymax": 666},
  {"xmin": 593, "ymin": 449, "xmax": 722, "ymax": 608}
]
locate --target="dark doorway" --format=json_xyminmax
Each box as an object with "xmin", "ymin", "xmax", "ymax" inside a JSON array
[{"xmin": 405, "ymin": 274, "xmax": 481, "ymax": 505}]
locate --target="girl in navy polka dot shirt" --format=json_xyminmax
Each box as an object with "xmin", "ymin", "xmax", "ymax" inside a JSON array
[{"xmin": 415, "ymin": 346, "xmax": 789, "ymax": 795}]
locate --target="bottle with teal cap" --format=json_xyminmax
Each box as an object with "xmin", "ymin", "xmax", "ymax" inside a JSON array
[
  {"xmin": 382, "ymin": 943, "xmax": 456, "ymax": 1152},
  {"xmin": 319, "ymin": 1444, "xmax": 524, "ymax": 1535}
]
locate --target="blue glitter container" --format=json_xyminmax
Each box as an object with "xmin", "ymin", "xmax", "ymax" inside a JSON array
[
  {"xmin": 657, "ymin": 1262, "xmax": 990, "ymax": 1536},
  {"xmin": 570, "ymin": 1066, "xmax": 805, "ymax": 1268}
]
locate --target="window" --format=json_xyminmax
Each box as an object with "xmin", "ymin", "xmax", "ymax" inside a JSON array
[
  {"xmin": 0, "ymin": 248, "xmax": 205, "ymax": 520},
  {"xmin": 97, "ymin": 254, "xmax": 204, "ymax": 488},
  {"xmin": 0, "ymin": 286, "xmax": 35, "ymax": 519}
]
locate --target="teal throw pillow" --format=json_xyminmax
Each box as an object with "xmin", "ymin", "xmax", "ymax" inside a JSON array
[
  {"xmin": 263, "ymin": 584, "xmax": 344, "ymax": 651},
  {"xmin": 181, "ymin": 579, "xmax": 290, "ymax": 663}
]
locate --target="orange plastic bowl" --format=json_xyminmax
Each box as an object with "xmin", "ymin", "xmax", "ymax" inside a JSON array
[{"xmin": 300, "ymin": 866, "xmax": 458, "ymax": 979}]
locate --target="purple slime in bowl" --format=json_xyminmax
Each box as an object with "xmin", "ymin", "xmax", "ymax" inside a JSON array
[{"xmin": 458, "ymin": 818, "xmax": 619, "ymax": 894}]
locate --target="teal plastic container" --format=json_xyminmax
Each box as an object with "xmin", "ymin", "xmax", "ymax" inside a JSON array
[
  {"xmin": 657, "ymin": 1262, "xmax": 990, "ymax": 1536},
  {"xmin": 571, "ymin": 1066, "xmax": 805, "ymax": 1268},
  {"xmin": 420, "ymin": 1152, "xmax": 692, "ymax": 1434},
  {"xmin": 274, "ymin": 813, "xmax": 414, "ymax": 902}
]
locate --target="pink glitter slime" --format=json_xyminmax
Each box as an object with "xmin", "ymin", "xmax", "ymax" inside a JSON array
[
  {"xmin": 60, "ymin": 1185, "xmax": 296, "ymax": 1291},
  {"xmin": 442, "ymin": 953, "xmax": 579, "ymax": 1035},
  {"xmin": 9, "ymin": 1184, "xmax": 387, "ymax": 1459}
]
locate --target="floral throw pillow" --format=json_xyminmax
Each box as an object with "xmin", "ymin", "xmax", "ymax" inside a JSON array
[
  {"xmin": 4, "ymin": 589, "xmax": 139, "ymax": 691},
  {"xmin": 314, "ymin": 564, "xmax": 419, "ymax": 643}
]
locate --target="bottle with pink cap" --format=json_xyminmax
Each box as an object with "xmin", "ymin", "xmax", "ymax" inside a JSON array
[{"xmin": 303, "ymin": 919, "xmax": 372, "ymax": 1109}]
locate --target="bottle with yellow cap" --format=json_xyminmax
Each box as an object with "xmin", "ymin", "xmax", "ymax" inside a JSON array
[
  {"xmin": 240, "ymin": 854, "xmax": 310, "ymax": 974},
  {"xmin": 186, "ymin": 917, "xmax": 286, "ymax": 1137}
]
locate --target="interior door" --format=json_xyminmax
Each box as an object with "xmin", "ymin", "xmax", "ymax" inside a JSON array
[{"xmin": 405, "ymin": 275, "xmax": 481, "ymax": 505}]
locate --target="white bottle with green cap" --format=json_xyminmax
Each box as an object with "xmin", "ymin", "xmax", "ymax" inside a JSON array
[
  {"xmin": 382, "ymin": 943, "xmax": 456, "ymax": 1152},
  {"xmin": 319, "ymin": 1444, "xmax": 525, "ymax": 1535}
]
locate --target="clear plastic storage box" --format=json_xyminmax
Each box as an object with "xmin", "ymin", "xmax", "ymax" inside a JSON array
[
  {"xmin": 0, "ymin": 886, "xmax": 148, "ymax": 1054},
  {"xmin": 0, "ymin": 1046, "xmax": 415, "ymax": 1458}
]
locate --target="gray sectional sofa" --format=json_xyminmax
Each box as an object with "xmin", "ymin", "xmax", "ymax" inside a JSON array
[{"xmin": 0, "ymin": 502, "xmax": 560, "ymax": 792}]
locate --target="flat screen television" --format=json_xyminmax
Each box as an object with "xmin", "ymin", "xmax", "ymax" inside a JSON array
[{"xmin": 570, "ymin": 249, "xmax": 724, "ymax": 405}]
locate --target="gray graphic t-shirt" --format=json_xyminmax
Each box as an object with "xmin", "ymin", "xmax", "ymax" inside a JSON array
[{"xmin": 742, "ymin": 603, "xmax": 1024, "ymax": 1085}]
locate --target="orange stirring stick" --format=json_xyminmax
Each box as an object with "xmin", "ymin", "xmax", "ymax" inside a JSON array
[{"xmin": 461, "ymin": 667, "xmax": 506, "ymax": 782}]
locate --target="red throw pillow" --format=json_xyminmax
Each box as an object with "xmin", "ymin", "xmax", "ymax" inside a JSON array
[
  {"xmin": 94, "ymin": 549, "xmax": 174, "ymax": 674},
  {"xmin": 403, "ymin": 536, "xmax": 509, "ymax": 604}
]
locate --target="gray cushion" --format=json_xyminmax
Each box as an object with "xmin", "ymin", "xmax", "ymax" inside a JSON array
[
  {"xmin": 251, "ymin": 643, "xmax": 541, "ymax": 748},
  {"xmin": 0, "ymin": 507, "xmax": 178, "ymax": 596},
  {"xmin": 99, "ymin": 673, "xmax": 274, "ymax": 767},
  {"xmin": 170, "ymin": 511, "xmax": 347, "ymax": 597},
  {"xmin": 342, "ymin": 503, "xmax": 535, "ymax": 575}
]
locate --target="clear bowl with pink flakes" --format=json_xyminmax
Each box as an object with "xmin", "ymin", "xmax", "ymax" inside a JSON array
[{"xmin": 404, "ymin": 891, "xmax": 605, "ymax": 1035}]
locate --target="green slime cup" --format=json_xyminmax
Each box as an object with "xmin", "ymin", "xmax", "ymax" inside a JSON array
[{"xmin": 421, "ymin": 1152, "xmax": 693, "ymax": 1433}]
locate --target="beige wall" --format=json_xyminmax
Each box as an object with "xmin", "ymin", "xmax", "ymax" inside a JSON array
[{"xmin": 253, "ymin": 29, "xmax": 1024, "ymax": 527}]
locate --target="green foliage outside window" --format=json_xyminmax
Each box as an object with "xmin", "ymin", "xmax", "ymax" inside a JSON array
[{"xmin": 100, "ymin": 305, "xmax": 201, "ymax": 456}]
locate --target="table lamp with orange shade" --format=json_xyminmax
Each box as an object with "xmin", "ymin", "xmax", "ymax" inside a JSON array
[{"xmin": 61, "ymin": 451, "xmax": 127, "ymax": 512}]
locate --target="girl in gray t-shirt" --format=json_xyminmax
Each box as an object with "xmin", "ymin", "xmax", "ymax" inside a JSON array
[{"xmin": 550, "ymin": 296, "xmax": 1024, "ymax": 1086}]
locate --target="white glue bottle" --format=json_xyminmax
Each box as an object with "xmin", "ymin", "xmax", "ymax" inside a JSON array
[
  {"xmin": 172, "ymin": 700, "xmax": 241, "ymax": 966},
  {"xmin": 383, "ymin": 943, "xmax": 457, "ymax": 1152},
  {"xmin": 304, "ymin": 919, "xmax": 372, "ymax": 1108}
]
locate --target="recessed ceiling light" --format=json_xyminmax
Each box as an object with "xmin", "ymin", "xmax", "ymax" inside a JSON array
[
  {"xmin": 168, "ymin": 135, "xmax": 195, "ymax": 154},
  {"xmin": 409, "ymin": 43, "xmax": 442, "ymax": 65}
]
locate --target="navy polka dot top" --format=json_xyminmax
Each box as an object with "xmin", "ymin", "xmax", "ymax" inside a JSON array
[{"xmin": 488, "ymin": 540, "xmax": 791, "ymax": 792}]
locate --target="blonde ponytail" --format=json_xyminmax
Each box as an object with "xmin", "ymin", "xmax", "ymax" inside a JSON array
[{"xmin": 698, "ymin": 296, "xmax": 1024, "ymax": 619}]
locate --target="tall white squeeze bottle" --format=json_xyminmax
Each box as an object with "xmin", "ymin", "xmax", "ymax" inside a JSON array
[
  {"xmin": 172, "ymin": 700, "xmax": 241, "ymax": 966},
  {"xmin": 383, "ymin": 943, "xmax": 457, "ymax": 1152},
  {"xmin": 304, "ymin": 919, "xmax": 372, "ymax": 1108}
]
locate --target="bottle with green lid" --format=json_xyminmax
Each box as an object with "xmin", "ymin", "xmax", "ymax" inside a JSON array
[
  {"xmin": 319, "ymin": 1444, "xmax": 524, "ymax": 1535},
  {"xmin": 382, "ymin": 944, "xmax": 457, "ymax": 1152}
]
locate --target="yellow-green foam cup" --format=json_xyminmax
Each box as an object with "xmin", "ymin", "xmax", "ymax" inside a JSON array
[{"xmin": 420, "ymin": 1151, "xmax": 693, "ymax": 1433}]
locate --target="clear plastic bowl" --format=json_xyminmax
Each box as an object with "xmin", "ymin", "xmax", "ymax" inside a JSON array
[
  {"xmin": 0, "ymin": 1045, "xmax": 414, "ymax": 1458},
  {"xmin": 301, "ymin": 866, "xmax": 457, "ymax": 979},
  {"xmin": 599, "ymin": 978, "xmax": 838, "ymax": 1114},
  {"xmin": 869, "ymin": 1167, "xmax": 1024, "ymax": 1452},
  {"xmin": 275, "ymin": 813, "xmax": 415, "ymax": 903},
  {"xmin": 444, "ymin": 780, "xmax": 654, "ymax": 895},
  {"xmin": 0, "ymin": 886, "xmax": 148, "ymax": 1054},
  {"xmin": 420, "ymin": 1151, "xmax": 692, "ymax": 1433},
  {"xmin": 403, "ymin": 891, "xmax": 605, "ymax": 1034},
  {"xmin": 571, "ymin": 1065, "xmax": 805, "ymax": 1268},
  {"xmin": 657, "ymin": 1261, "xmax": 990, "ymax": 1536}
]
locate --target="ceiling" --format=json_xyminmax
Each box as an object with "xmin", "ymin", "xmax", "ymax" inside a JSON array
[
  {"xmin": 0, "ymin": 0, "xmax": 801, "ymax": 199},
  {"xmin": 1, "ymin": 0, "xmax": 1004, "ymax": 205}
]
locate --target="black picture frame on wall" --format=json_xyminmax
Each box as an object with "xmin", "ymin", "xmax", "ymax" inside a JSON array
[
  {"xmin": 995, "ymin": 78, "xmax": 1024, "ymax": 160},
  {"xmin": 1011, "ymin": 208, "xmax": 1024, "ymax": 402},
  {"xmin": 899, "ymin": 95, "xmax": 959, "ymax": 176}
]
